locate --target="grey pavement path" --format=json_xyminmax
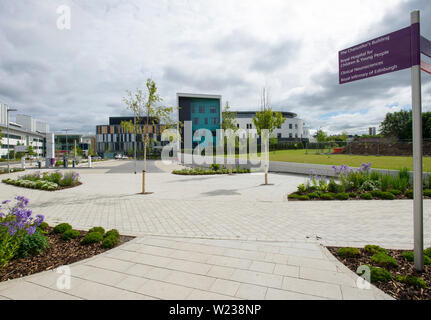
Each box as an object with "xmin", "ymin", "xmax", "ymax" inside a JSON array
[
  {"xmin": 0, "ymin": 236, "xmax": 393, "ymax": 300},
  {"xmin": 0, "ymin": 160, "xmax": 427, "ymax": 300}
]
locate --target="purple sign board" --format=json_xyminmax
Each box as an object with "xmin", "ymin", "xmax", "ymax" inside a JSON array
[{"xmin": 339, "ymin": 25, "xmax": 416, "ymax": 84}]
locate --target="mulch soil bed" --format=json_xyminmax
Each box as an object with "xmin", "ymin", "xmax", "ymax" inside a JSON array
[
  {"xmin": 328, "ymin": 247, "xmax": 431, "ymax": 300},
  {"xmin": 2, "ymin": 181, "xmax": 83, "ymax": 191},
  {"xmin": 0, "ymin": 227, "xmax": 134, "ymax": 283}
]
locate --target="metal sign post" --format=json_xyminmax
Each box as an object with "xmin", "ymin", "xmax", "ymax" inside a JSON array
[
  {"xmin": 411, "ymin": 10, "xmax": 424, "ymax": 271},
  {"xmin": 339, "ymin": 10, "xmax": 429, "ymax": 271}
]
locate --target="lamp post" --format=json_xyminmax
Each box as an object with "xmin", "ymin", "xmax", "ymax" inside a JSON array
[{"xmin": 6, "ymin": 107, "xmax": 18, "ymax": 173}]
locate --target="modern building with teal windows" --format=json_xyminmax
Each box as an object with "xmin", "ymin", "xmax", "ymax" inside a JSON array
[{"xmin": 177, "ymin": 93, "xmax": 222, "ymax": 149}]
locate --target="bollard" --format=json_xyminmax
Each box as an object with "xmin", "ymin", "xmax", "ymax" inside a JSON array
[
  {"xmin": 72, "ymin": 160, "xmax": 76, "ymax": 168},
  {"xmin": 264, "ymin": 164, "xmax": 268, "ymax": 185},
  {"xmin": 88, "ymin": 156, "xmax": 92, "ymax": 168},
  {"xmin": 21, "ymin": 158, "xmax": 26, "ymax": 170},
  {"xmin": 228, "ymin": 164, "xmax": 232, "ymax": 175},
  {"xmin": 142, "ymin": 170, "xmax": 146, "ymax": 194}
]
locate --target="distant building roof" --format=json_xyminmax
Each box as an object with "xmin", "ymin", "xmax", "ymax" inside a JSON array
[{"xmin": 234, "ymin": 111, "xmax": 297, "ymax": 118}]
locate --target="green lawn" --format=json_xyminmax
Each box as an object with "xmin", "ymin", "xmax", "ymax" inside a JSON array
[{"xmin": 233, "ymin": 149, "xmax": 431, "ymax": 172}]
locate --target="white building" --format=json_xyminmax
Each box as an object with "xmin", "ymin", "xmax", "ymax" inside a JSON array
[
  {"xmin": 0, "ymin": 103, "xmax": 52, "ymax": 159},
  {"xmin": 234, "ymin": 111, "xmax": 311, "ymax": 141}
]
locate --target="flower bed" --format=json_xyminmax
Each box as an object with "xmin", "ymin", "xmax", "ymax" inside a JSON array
[
  {"xmin": 0, "ymin": 197, "xmax": 133, "ymax": 282},
  {"xmin": 2, "ymin": 171, "xmax": 81, "ymax": 191},
  {"xmin": 329, "ymin": 245, "xmax": 431, "ymax": 300},
  {"xmin": 173, "ymin": 164, "xmax": 251, "ymax": 175},
  {"xmin": 288, "ymin": 164, "xmax": 430, "ymax": 201}
]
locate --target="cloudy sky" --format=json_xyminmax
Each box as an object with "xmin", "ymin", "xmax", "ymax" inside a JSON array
[{"xmin": 0, "ymin": 0, "xmax": 430, "ymax": 135}]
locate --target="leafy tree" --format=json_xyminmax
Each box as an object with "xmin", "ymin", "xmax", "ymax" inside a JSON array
[
  {"xmin": 252, "ymin": 109, "xmax": 286, "ymax": 137},
  {"xmin": 380, "ymin": 110, "xmax": 431, "ymax": 140},
  {"xmin": 123, "ymin": 78, "xmax": 176, "ymax": 192},
  {"xmin": 222, "ymin": 101, "xmax": 238, "ymax": 131},
  {"xmin": 315, "ymin": 129, "xmax": 327, "ymax": 142}
]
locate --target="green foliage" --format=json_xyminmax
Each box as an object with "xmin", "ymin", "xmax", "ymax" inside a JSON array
[
  {"xmin": 297, "ymin": 184, "xmax": 307, "ymax": 194},
  {"xmin": 335, "ymin": 193, "xmax": 349, "ymax": 200},
  {"xmin": 81, "ymin": 232, "xmax": 103, "ymax": 245},
  {"xmin": 379, "ymin": 110, "xmax": 412, "ymax": 139},
  {"xmin": 423, "ymin": 189, "xmax": 431, "ymax": 197},
  {"xmin": 173, "ymin": 167, "xmax": 250, "ymax": 175},
  {"xmin": 252, "ymin": 109, "xmax": 286, "ymax": 137},
  {"xmin": 210, "ymin": 163, "xmax": 221, "ymax": 171},
  {"xmin": 315, "ymin": 129, "xmax": 327, "ymax": 143},
  {"xmin": 396, "ymin": 275, "xmax": 427, "ymax": 288},
  {"xmin": 61, "ymin": 229, "xmax": 80, "ymax": 240},
  {"xmin": 105, "ymin": 229, "xmax": 120, "ymax": 240},
  {"xmin": 364, "ymin": 245, "xmax": 387, "ymax": 255},
  {"xmin": 337, "ymin": 247, "xmax": 360, "ymax": 258},
  {"xmin": 364, "ymin": 265, "xmax": 392, "ymax": 283},
  {"xmin": 380, "ymin": 175, "xmax": 390, "ymax": 192},
  {"xmin": 348, "ymin": 192, "xmax": 357, "ymax": 198},
  {"xmin": 288, "ymin": 193, "xmax": 309, "ymax": 201},
  {"xmin": 360, "ymin": 192, "xmax": 373, "ymax": 200},
  {"xmin": 307, "ymin": 192, "xmax": 321, "ymax": 199},
  {"xmin": 321, "ymin": 193, "xmax": 335, "ymax": 200},
  {"xmin": 328, "ymin": 179, "xmax": 339, "ymax": 193},
  {"xmin": 424, "ymin": 247, "xmax": 431, "ymax": 257},
  {"xmin": 371, "ymin": 252, "xmax": 398, "ymax": 268},
  {"xmin": 53, "ymin": 223, "xmax": 72, "ymax": 234},
  {"xmin": 88, "ymin": 227, "xmax": 105, "ymax": 235},
  {"xmin": 38, "ymin": 222, "xmax": 49, "ymax": 231},
  {"xmin": 17, "ymin": 230, "xmax": 49, "ymax": 258},
  {"xmin": 388, "ymin": 189, "xmax": 402, "ymax": 196},
  {"xmin": 371, "ymin": 190, "xmax": 395, "ymax": 200},
  {"xmin": 398, "ymin": 167, "xmax": 410, "ymax": 181},
  {"xmin": 390, "ymin": 175, "xmax": 409, "ymax": 193},
  {"xmin": 221, "ymin": 101, "xmax": 238, "ymax": 131},
  {"xmin": 102, "ymin": 235, "xmax": 119, "ymax": 248},
  {"xmin": 359, "ymin": 180, "xmax": 378, "ymax": 192},
  {"xmin": 401, "ymin": 251, "xmax": 431, "ymax": 265}
]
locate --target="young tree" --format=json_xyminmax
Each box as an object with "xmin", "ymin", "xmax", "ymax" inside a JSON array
[
  {"xmin": 123, "ymin": 78, "xmax": 176, "ymax": 193},
  {"xmin": 252, "ymin": 109, "xmax": 286, "ymax": 137},
  {"xmin": 222, "ymin": 101, "xmax": 238, "ymax": 131}
]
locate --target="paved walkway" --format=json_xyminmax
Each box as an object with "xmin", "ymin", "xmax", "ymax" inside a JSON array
[
  {"xmin": 0, "ymin": 236, "xmax": 392, "ymax": 300},
  {"xmin": 0, "ymin": 160, "xmax": 429, "ymax": 300}
]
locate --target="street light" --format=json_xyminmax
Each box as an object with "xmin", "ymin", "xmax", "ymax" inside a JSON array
[{"xmin": 6, "ymin": 107, "xmax": 18, "ymax": 173}]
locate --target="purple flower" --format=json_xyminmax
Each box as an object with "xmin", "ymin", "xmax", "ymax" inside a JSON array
[{"xmin": 1, "ymin": 200, "xmax": 11, "ymax": 204}]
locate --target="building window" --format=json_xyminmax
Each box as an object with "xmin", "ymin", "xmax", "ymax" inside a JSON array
[
  {"xmin": 204, "ymin": 118, "xmax": 208, "ymax": 125},
  {"xmin": 277, "ymin": 133, "xmax": 282, "ymax": 139},
  {"xmin": 211, "ymin": 118, "xmax": 218, "ymax": 125},
  {"xmin": 193, "ymin": 118, "xmax": 199, "ymax": 125},
  {"xmin": 210, "ymin": 106, "xmax": 217, "ymax": 114},
  {"xmin": 295, "ymin": 134, "xmax": 298, "ymax": 138},
  {"xmin": 289, "ymin": 124, "xmax": 293, "ymax": 129},
  {"xmin": 192, "ymin": 106, "xmax": 195, "ymax": 113},
  {"xmin": 289, "ymin": 133, "xmax": 293, "ymax": 138},
  {"xmin": 295, "ymin": 124, "xmax": 298, "ymax": 129},
  {"xmin": 237, "ymin": 123, "xmax": 240, "ymax": 128},
  {"xmin": 199, "ymin": 105, "xmax": 205, "ymax": 113}
]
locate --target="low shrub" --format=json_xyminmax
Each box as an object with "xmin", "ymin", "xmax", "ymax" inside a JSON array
[
  {"xmin": 17, "ymin": 230, "xmax": 50, "ymax": 258},
  {"xmin": 307, "ymin": 192, "xmax": 321, "ymax": 199},
  {"xmin": 81, "ymin": 232, "xmax": 103, "ymax": 245},
  {"xmin": 321, "ymin": 193, "xmax": 335, "ymax": 200},
  {"xmin": 88, "ymin": 227, "xmax": 105, "ymax": 235},
  {"xmin": 423, "ymin": 189, "xmax": 431, "ymax": 197},
  {"xmin": 210, "ymin": 163, "xmax": 221, "ymax": 171},
  {"xmin": 337, "ymin": 247, "xmax": 360, "ymax": 258},
  {"xmin": 327, "ymin": 179, "xmax": 339, "ymax": 193},
  {"xmin": 424, "ymin": 247, "xmax": 431, "ymax": 257},
  {"xmin": 396, "ymin": 275, "xmax": 427, "ymax": 288},
  {"xmin": 335, "ymin": 193, "xmax": 349, "ymax": 200},
  {"xmin": 388, "ymin": 189, "xmax": 402, "ymax": 196},
  {"xmin": 288, "ymin": 194, "xmax": 309, "ymax": 201},
  {"xmin": 37, "ymin": 222, "xmax": 49, "ymax": 231},
  {"xmin": 102, "ymin": 235, "xmax": 119, "ymax": 248},
  {"xmin": 297, "ymin": 184, "xmax": 307, "ymax": 194},
  {"xmin": 401, "ymin": 251, "xmax": 431, "ymax": 265},
  {"xmin": 348, "ymin": 192, "xmax": 357, "ymax": 198},
  {"xmin": 371, "ymin": 191, "xmax": 395, "ymax": 200},
  {"xmin": 371, "ymin": 252, "xmax": 398, "ymax": 268},
  {"xmin": 360, "ymin": 192, "xmax": 373, "ymax": 200},
  {"xmin": 364, "ymin": 245, "xmax": 387, "ymax": 255},
  {"xmin": 61, "ymin": 229, "xmax": 81, "ymax": 240},
  {"xmin": 53, "ymin": 223, "xmax": 72, "ymax": 234},
  {"xmin": 365, "ymin": 265, "xmax": 392, "ymax": 283},
  {"xmin": 105, "ymin": 229, "xmax": 120, "ymax": 239}
]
